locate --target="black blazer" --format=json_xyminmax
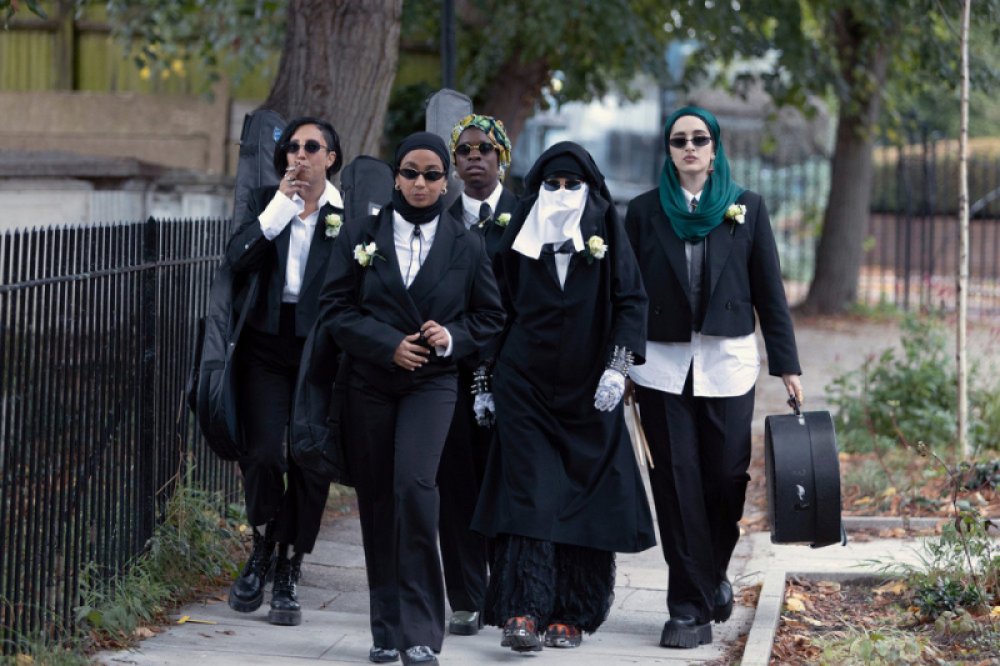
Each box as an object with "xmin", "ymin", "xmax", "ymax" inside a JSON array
[
  {"xmin": 318, "ymin": 206, "xmax": 505, "ymax": 393},
  {"xmin": 624, "ymin": 188, "xmax": 800, "ymax": 377},
  {"xmin": 226, "ymin": 186, "xmax": 343, "ymax": 338},
  {"xmin": 446, "ymin": 186, "xmax": 519, "ymax": 259}
]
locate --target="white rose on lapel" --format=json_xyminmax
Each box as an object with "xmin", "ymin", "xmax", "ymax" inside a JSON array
[
  {"xmin": 353, "ymin": 242, "xmax": 381, "ymax": 267},
  {"xmin": 495, "ymin": 212, "xmax": 511, "ymax": 227},
  {"xmin": 324, "ymin": 213, "xmax": 343, "ymax": 238},
  {"xmin": 586, "ymin": 235, "xmax": 607, "ymax": 263},
  {"xmin": 725, "ymin": 204, "xmax": 747, "ymax": 236}
]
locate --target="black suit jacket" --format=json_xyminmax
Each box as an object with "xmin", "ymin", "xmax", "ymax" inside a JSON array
[
  {"xmin": 226, "ymin": 186, "xmax": 343, "ymax": 338},
  {"xmin": 624, "ymin": 188, "xmax": 800, "ymax": 376},
  {"xmin": 318, "ymin": 206, "xmax": 505, "ymax": 394},
  {"xmin": 447, "ymin": 186, "xmax": 519, "ymax": 259}
]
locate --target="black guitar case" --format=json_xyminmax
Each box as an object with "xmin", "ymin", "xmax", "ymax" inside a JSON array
[{"xmin": 764, "ymin": 401, "xmax": 847, "ymax": 547}]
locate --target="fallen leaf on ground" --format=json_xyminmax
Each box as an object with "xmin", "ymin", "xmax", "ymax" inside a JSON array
[{"xmin": 785, "ymin": 596, "xmax": 806, "ymax": 612}]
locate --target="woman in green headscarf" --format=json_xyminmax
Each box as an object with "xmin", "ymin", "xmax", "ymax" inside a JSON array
[{"xmin": 623, "ymin": 106, "xmax": 803, "ymax": 649}]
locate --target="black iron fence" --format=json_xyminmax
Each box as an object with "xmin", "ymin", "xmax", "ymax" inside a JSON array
[
  {"xmin": 0, "ymin": 217, "xmax": 239, "ymax": 652},
  {"xmin": 726, "ymin": 135, "xmax": 1000, "ymax": 316}
]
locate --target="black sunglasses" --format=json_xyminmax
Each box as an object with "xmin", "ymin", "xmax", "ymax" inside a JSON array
[
  {"xmin": 398, "ymin": 167, "xmax": 447, "ymax": 182},
  {"xmin": 455, "ymin": 142, "xmax": 497, "ymax": 156},
  {"xmin": 668, "ymin": 135, "xmax": 712, "ymax": 149},
  {"xmin": 542, "ymin": 178, "xmax": 583, "ymax": 191},
  {"xmin": 285, "ymin": 140, "xmax": 330, "ymax": 154}
]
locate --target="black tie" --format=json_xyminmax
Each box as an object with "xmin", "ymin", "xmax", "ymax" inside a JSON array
[
  {"xmin": 478, "ymin": 202, "xmax": 493, "ymax": 225},
  {"xmin": 688, "ymin": 195, "xmax": 705, "ymax": 332}
]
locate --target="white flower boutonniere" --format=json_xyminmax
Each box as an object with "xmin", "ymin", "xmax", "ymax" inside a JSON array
[
  {"xmin": 324, "ymin": 212, "xmax": 343, "ymax": 238},
  {"xmin": 725, "ymin": 204, "xmax": 747, "ymax": 236},
  {"xmin": 353, "ymin": 242, "xmax": 382, "ymax": 267},
  {"xmin": 495, "ymin": 212, "xmax": 511, "ymax": 228},
  {"xmin": 586, "ymin": 235, "xmax": 607, "ymax": 263}
]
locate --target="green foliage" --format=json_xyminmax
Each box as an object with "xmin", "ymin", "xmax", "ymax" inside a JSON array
[
  {"xmin": 101, "ymin": 0, "xmax": 285, "ymax": 88},
  {"xmin": 827, "ymin": 316, "xmax": 1000, "ymax": 454},
  {"xmin": 406, "ymin": 0, "xmax": 673, "ymax": 109},
  {"xmin": 842, "ymin": 457, "xmax": 891, "ymax": 498},
  {"xmin": 75, "ymin": 473, "xmax": 241, "ymax": 643},
  {"xmin": 672, "ymin": 1, "xmax": 1000, "ymax": 138},
  {"xmin": 814, "ymin": 626, "xmax": 929, "ymax": 665},
  {"xmin": 0, "ymin": 600, "xmax": 89, "ymax": 665},
  {"xmin": 879, "ymin": 512, "xmax": 999, "ymax": 619},
  {"xmin": 1, "ymin": 0, "xmax": 47, "ymax": 25},
  {"xmin": 915, "ymin": 576, "xmax": 984, "ymax": 618}
]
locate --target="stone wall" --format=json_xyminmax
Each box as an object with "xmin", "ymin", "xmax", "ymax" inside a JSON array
[{"xmin": 0, "ymin": 88, "xmax": 231, "ymax": 175}]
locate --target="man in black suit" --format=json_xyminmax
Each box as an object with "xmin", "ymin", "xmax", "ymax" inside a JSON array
[
  {"xmin": 624, "ymin": 106, "xmax": 803, "ymax": 649},
  {"xmin": 225, "ymin": 117, "xmax": 344, "ymax": 627},
  {"xmin": 437, "ymin": 114, "xmax": 517, "ymax": 636}
]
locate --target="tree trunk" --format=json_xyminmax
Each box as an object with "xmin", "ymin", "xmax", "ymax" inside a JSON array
[
  {"xmin": 264, "ymin": 0, "xmax": 402, "ymax": 166},
  {"xmin": 477, "ymin": 56, "xmax": 551, "ymax": 145},
  {"xmin": 800, "ymin": 10, "xmax": 890, "ymax": 315}
]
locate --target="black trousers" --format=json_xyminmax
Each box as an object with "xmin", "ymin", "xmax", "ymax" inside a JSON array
[
  {"xmin": 436, "ymin": 365, "xmax": 491, "ymax": 614},
  {"xmin": 635, "ymin": 373, "xmax": 754, "ymax": 624},
  {"xmin": 346, "ymin": 370, "xmax": 457, "ymax": 652},
  {"xmin": 235, "ymin": 307, "xmax": 330, "ymax": 553}
]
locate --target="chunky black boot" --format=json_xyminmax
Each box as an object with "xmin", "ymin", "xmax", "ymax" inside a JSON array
[
  {"xmin": 267, "ymin": 551, "xmax": 303, "ymax": 626},
  {"xmin": 228, "ymin": 525, "xmax": 276, "ymax": 613}
]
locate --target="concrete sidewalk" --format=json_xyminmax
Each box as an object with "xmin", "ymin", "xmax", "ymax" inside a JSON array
[
  {"xmin": 94, "ymin": 317, "xmax": 939, "ymax": 665},
  {"xmin": 94, "ymin": 511, "xmax": 931, "ymax": 665}
]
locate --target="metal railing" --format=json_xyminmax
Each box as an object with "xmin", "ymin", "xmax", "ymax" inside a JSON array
[{"xmin": 0, "ymin": 217, "xmax": 239, "ymax": 653}]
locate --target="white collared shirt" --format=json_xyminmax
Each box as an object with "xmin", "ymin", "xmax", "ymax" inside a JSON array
[
  {"xmin": 630, "ymin": 187, "xmax": 760, "ymax": 397},
  {"xmin": 391, "ymin": 210, "xmax": 452, "ymax": 357},
  {"xmin": 257, "ymin": 180, "xmax": 343, "ymax": 303},
  {"xmin": 459, "ymin": 182, "xmax": 504, "ymax": 229},
  {"xmin": 392, "ymin": 210, "xmax": 439, "ymax": 288}
]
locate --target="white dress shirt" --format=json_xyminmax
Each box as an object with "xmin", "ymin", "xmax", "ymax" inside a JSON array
[
  {"xmin": 257, "ymin": 180, "xmax": 343, "ymax": 303},
  {"xmin": 391, "ymin": 209, "xmax": 452, "ymax": 356},
  {"xmin": 459, "ymin": 182, "xmax": 504, "ymax": 229},
  {"xmin": 630, "ymin": 188, "xmax": 760, "ymax": 397}
]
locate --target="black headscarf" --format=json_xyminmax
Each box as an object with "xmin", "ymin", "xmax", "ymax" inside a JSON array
[
  {"xmin": 391, "ymin": 132, "xmax": 450, "ymax": 225},
  {"xmin": 524, "ymin": 141, "xmax": 611, "ymax": 201}
]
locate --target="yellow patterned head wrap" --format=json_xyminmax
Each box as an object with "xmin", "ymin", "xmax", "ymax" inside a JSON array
[{"xmin": 449, "ymin": 114, "xmax": 512, "ymax": 181}]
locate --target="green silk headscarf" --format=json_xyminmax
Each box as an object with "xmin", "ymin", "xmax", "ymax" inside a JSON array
[{"xmin": 658, "ymin": 106, "xmax": 745, "ymax": 242}]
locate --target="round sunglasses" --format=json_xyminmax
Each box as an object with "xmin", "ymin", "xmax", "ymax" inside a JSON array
[
  {"xmin": 398, "ymin": 167, "xmax": 447, "ymax": 182},
  {"xmin": 455, "ymin": 142, "xmax": 497, "ymax": 156},
  {"xmin": 285, "ymin": 140, "xmax": 330, "ymax": 154},
  {"xmin": 668, "ymin": 135, "xmax": 712, "ymax": 149}
]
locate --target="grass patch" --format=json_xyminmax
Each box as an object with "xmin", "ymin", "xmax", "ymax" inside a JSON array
[
  {"xmin": 2, "ymin": 465, "xmax": 244, "ymax": 662},
  {"xmin": 75, "ymin": 475, "xmax": 243, "ymax": 648}
]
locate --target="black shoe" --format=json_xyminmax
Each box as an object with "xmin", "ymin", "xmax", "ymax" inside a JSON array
[
  {"xmin": 368, "ymin": 646, "xmax": 399, "ymax": 663},
  {"xmin": 448, "ymin": 610, "xmax": 481, "ymax": 636},
  {"xmin": 713, "ymin": 579, "xmax": 734, "ymax": 623},
  {"xmin": 267, "ymin": 552, "xmax": 302, "ymax": 626},
  {"xmin": 660, "ymin": 615, "xmax": 712, "ymax": 648},
  {"xmin": 228, "ymin": 525, "xmax": 275, "ymax": 613},
  {"xmin": 400, "ymin": 645, "xmax": 438, "ymax": 665},
  {"xmin": 501, "ymin": 616, "xmax": 543, "ymax": 652}
]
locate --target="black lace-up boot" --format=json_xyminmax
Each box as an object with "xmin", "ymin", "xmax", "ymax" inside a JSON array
[
  {"xmin": 228, "ymin": 524, "xmax": 276, "ymax": 613},
  {"xmin": 267, "ymin": 550, "xmax": 303, "ymax": 626}
]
